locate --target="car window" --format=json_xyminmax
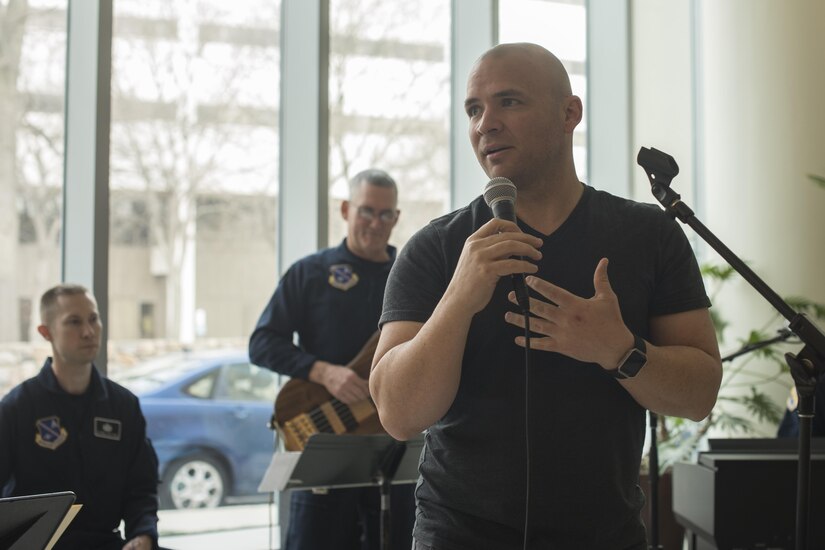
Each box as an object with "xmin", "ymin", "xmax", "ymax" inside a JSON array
[
  {"xmin": 184, "ymin": 369, "xmax": 219, "ymax": 399},
  {"xmin": 114, "ymin": 356, "xmax": 212, "ymax": 394},
  {"xmin": 215, "ymin": 363, "xmax": 278, "ymax": 402}
]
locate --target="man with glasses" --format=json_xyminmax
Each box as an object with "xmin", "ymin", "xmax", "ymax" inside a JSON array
[{"xmin": 250, "ymin": 168, "xmax": 414, "ymax": 550}]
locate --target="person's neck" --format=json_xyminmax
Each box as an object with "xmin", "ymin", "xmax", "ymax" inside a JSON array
[
  {"xmin": 516, "ymin": 175, "xmax": 584, "ymax": 236},
  {"xmin": 346, "ymin": 241, "xmax": 390, "ymax": 263},
  {"xmin": 356, "ymin": 250, "xmax": 390, "ymax": 263},
  {"xmin": 51, "ymin": 359, "xmax": 93, "ymax": 395}
]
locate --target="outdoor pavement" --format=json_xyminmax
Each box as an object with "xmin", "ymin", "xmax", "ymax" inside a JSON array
[{"xmin": 157, "ymin": 502, "xmax": 281, "ymax": 550}]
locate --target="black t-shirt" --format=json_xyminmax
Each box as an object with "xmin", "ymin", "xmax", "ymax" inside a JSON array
[{"xmin": 380, "ymin": 186, "xmax": 710, "ymax": 550}]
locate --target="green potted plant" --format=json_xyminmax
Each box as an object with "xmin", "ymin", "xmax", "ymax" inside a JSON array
[
  {"xmin": 656, "ymin": 264, "xmax": 825, "ymax": 471},
  {"xmin": 658, "ymin": 172, "xmax": 825, "ymax": 469},
  {"xmin": 640, "ymin": 261, "xmax": 825, "ymax": 547}
]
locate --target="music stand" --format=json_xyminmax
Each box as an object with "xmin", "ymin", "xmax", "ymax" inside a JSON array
[
  {"xmin": 0, "ymin": 491, "xmax": 76, "ymax": 550},
  {"xmin": 260, "ymin": 433, "xmax": 423, "ymax": 550}
]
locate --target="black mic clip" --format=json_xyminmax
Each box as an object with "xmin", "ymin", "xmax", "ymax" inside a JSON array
[{"xmin": 636, "ymin": 146, "xmax": 694, "ymax": 223}]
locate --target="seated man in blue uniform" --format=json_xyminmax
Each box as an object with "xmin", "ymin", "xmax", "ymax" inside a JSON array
[
  {"xmin": 250, "ymin": 168, "xmax": 415, "ymax": 550},
  {"xmin": 0, "ymin": 284, "xmax": 160, "ymax": 550}
]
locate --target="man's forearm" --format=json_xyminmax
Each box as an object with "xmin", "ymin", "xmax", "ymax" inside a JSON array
[
  {"xmin": 617, "ymin": 309, "xmax": 723, "ymax": 421},
  {"xmin": 621, "ymin": 343, "xmax": 722, "ymax": 421}
]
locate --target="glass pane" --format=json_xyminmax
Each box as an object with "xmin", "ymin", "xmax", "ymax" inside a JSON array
[
  {"xmin": 0, "ymin": 0, "xmax": 67, "ymax": 393},
  {"xmin": 499, "ymin": 0, "xmax": 588, "ymax": 181},
  {"xmin": 215, "ymin": 362, "xmax": 279, "ymax": 402},
  {"xmin": 109, "ymin": 0, "xmax": 281, "ymax": 544},
  {"xmin": 328, "ymin": 0, "xmax": 451, "ymax": 250}
]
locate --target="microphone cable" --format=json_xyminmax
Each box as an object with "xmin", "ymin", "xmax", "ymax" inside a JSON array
[
  {"xmin": 519, "ymin": 298, "xmax": 532, "ymax": 550},
  {"xmin": 482, "ymin": 177, "xmax": 535, "ymax": 548}
]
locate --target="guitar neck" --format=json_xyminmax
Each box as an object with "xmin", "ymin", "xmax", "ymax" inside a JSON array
[{"xmin": 281, "ymin": 397, "xmax": 378, "ymax": 451}]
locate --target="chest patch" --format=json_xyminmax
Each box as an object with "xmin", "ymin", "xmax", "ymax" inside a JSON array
[
  {"xmin": 94, "ymin": 417, "xmax": 122, "ymax": 441},
  {"xmin": 328, "ymin": 264, "xmax": 359, "ymax": 291},
  {"xmin": 35, "ymin": 416, "xmax": 68, "ymax": 450}
]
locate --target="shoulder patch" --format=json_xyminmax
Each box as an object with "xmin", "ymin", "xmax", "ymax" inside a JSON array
[
  {"xmin": 35, "ymin": 416, "xmax": 68, "ymax": 450},
  {"xmin": 328, "ymin": 264, "xmax": 359, "ymax": 291},
  {"xmin": 94, "ymin": 417, "xmax": 122, "ymax": 441}
]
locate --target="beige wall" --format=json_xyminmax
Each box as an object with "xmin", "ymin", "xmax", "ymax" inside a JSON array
[
  {"xmin": 632, "ymin": 0, "xmax": 825, "ymax": 431},
  {"xmin": 196, "ymin": 239, "xmax": 277, "ymax": 340},
  {"xmin": 109, "ymin": 247, "xmax": 166, "ymax": 340},
  {"xmin": 15, "ymin": 225, "xmax": 276, "ymax": 345},
  {"xmin": 698, "ymin": 0, "xmax": 825, "ymax": 303}
]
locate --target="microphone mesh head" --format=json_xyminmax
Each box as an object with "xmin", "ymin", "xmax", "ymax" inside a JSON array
[{"xmin": 483, "ymin": 177, "xmax": 517, "ymax": 207}]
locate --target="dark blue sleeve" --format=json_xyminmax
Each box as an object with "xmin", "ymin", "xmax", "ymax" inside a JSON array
[
  {"xmin": 122, "ymin": 399, "xmax": 160, "ymax": 547},
  {"xmin": 0, "ymin": 397, "xmax": 14, "ymax": 492},
  {"xmin": 249, "ymin": 263, "xmax": 318, "ymax": 379},
  {"xmin": 775, "ymin": 379, "xmax": 825, "ymax": 438},
  {"xmin": 815, "ymin": 376, "xmax": 825, "ymax": 437},
  {"xmin": 776, "ymin": 408, "xmax": 799, "ymax": 438}
]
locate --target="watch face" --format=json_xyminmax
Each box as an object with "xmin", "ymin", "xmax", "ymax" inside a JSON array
[{"xmin": 618, "ymin": 348, "xmax": 647, "ymax": 378}]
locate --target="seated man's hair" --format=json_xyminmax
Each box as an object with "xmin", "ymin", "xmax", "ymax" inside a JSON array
[{"xmin": 40, "ymin": 283, "xmax": 91, "ymax": 325}]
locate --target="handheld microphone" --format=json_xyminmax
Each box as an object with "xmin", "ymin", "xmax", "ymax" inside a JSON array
[{"xmin": 483, "ymin": 177, "xmax": 530, "ymax": 312}]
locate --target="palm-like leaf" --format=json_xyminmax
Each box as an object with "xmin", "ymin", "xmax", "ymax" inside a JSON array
[{"xmin": 647, "ymin": 178, "xmax": 825, "ymax": 474}]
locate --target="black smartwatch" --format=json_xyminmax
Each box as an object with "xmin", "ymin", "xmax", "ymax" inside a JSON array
[{"xmin": 608, "ymin": 335, "xmax": 647, "ymax": 379}]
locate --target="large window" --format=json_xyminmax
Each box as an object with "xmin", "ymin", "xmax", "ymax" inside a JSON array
[
  {"xmin": 499, "ymin": 0, "xmax": 588, "ymax": 181},
  {"xmin": 327, "ymin": 0, "xmax": 451, "ymax": 250},
  {"xmin": 1, "ymin": 1, "xmax": 593, "ymax": 547},
  {"xmin": 108, "ymin": 0, "xmax": 279, "ymax": 348},
  {"xmin": 0, "ymin": 0, "xmax": 67, "ymax": 393},
  {"xmin": 109, "ymin": 0, "xmax": 281, "ymax": 546}
]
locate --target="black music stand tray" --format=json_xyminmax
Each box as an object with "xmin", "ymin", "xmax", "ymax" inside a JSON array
[
  {"xmin": 0, "ymin": 491, "xmax": 76, "ymax": 550},
  {"xmin": 278, "ymin": 433, "xmax": 423, "ymax": 550}
]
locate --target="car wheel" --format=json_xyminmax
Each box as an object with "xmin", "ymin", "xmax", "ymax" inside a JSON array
[{"xmin": 160, "ymin": 453, "xmax": 229, "ymax": 509}]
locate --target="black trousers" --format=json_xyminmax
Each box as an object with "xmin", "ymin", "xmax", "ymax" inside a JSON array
[{"xmin": 284, "ymin": 484, "xmax": 415, "ymax": 550}]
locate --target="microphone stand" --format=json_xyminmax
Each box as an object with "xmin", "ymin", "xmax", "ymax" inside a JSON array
[
  {"xmin": 637, "ymin": 147, "xmax": 825, "ymax": 550},
  {"xmin": 376, "ymin": 440, "xmax": 407, "ymax": 550},
  {"xmin": 647, "ymin": 411, "xmax": 662, "ymax": 550}
]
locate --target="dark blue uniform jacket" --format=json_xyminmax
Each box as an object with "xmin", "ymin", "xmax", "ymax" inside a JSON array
[
  {"xmin": 0, "ymin": 359, "xmax": 159, "ymax": 550},
  {"xmin": 249, "ymin": 239, "xmax": 396, "ymax": 378}
]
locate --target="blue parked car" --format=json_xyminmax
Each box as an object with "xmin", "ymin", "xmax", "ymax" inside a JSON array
[{"xmin": 114, "ymin": 350, "xmax": 281, "ymax": 509}]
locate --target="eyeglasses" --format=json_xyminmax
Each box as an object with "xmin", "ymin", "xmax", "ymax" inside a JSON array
[{"xmin": 356, "ymin": 206, "xmax": 398, "ymax": 223}]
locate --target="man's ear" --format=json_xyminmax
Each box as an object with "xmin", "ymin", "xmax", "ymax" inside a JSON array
[
  {"xmin": 341, "ymin": 200, "xmax": 351, "ymax": 221},
  {"xmin": 563, "ymin": 95, "xmax": 583, "ymax": 133},
  {"xmin": 37, "ymin": 324, "xmax": 52, "ymax": 342}
]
